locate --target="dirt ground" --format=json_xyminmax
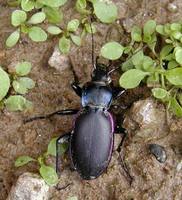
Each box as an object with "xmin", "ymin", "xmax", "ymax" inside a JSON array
[{"xmin": 0, "ymin": 0, "xmax": 182, "ymax": 199}]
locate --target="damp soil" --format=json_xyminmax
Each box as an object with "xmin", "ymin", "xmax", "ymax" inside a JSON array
[{"xmin": 0, "ymin": 0, "xmax": 182, "ymax": 200}]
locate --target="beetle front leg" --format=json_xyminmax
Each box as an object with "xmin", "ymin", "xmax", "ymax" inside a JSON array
[{"xmin": 56, "ymin": 132, "xmax": 71, "ymax": 176}]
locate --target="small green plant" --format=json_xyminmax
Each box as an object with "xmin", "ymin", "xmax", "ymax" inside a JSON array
[
  {"xmin": 100, "ymin": 20, "xmax": 182, "ymax": 117},
  {"xmin": 0, "ymin": 61, "xmax": 35, "ymax": 111},
  {"xmin": 6, "ymin": 0, "xmax": 118, "ymax": 53},
  {"xmin": 15, "ymin": 137, "xmax": 68, "ymax": 186}
]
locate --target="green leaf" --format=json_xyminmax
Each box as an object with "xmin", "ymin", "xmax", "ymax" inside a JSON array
[
  {"xmin": 143, "ymin": 20, "xmax": 156, "ymax": 36},
  {"xmin": 101, "ymin": 42, "xmax": 124, "ymax": 60},
  {"xmin": 174, "ymin": 48, "xmax": 182, "ymax": 65},
  {"xmin": 15, "ymin": 156, "xmax": 36, "ymax": 167},
  {"xmin": 47, "ymin": 137, "xmax": 57, "ymax": 156},
  {"xmin": 39, "ymin": 165, "xmax": 58, "ymax": 186},
  {"xmin": 15, "ymin": 61, "xmax": 32, "ymax": 76},
  {"xmin": 84, "ymin": 23, "xmax": 96, "ymax": 34},
  {"xmin": 0, "ymin": 67, "xmax": 10, "ymax": 101},
  {"xmin": 165, "ymin": 68, "xmax": 182, "ymax": 86},
  {"xmin": 13, "ymin": 77, "xmax": 35, "ymax": 94},
  {"xmin": 131, "ymin": 50, "xmax": 144, "ymax": 66},
  {"xmin": 70, "ymin": 34, "xmax": 81, "ymax": 46},
  {"xmin": 37, "ymin": 0, "xmax": 67, "ymax": 7},
  {"xmin": 5, "ymin": 95, "xmax": 28, "ymax": 111},
  {"xmin": 93, "ymin": 1, "xmax": 117, "ymax": 23},
  {"xmin": 28, "ymin": 12, "xmax": 46, "ymax": 24},
  {"xmin": 170, "ymin": 23, "xmax": 181, "ymax": 31},
  {"xmin": 67, "ymin": 197, "xmax": 78, "ymax": 200},
  {"xmin": 131, "ymin": 26, "xmax": 142, "ymax": 42},
  {"xmin": 34, "ymin": 1, "xmax": 44, "ymax": 9},
  {"xmin": 13, "ymin": 80, "xmax": 27, "ymax": 94},
  {"xmin": 18, "ymin": 77, "xmax": 35, "ymax": 89},
  {"xmin": 160, "ymin": 45, "xmax": 173, "ymax": 59},
  {"xmin": 59, "ymin": 36, "xmax": 71, "ymax": 54},
  {"xmin": 168, "ymin": 60, "xmax": 178, "ymax": 69},
  {"xmin": 6, "ymin": 29, "xmax": 20, "ymax": 48},
  {"xmin": 47, "ymin": 26, "xmax": 62, "ymax": 35},
  {"xmin": 170, "ymin": 97, "xmax": 182, "ymax": 117},
  {"xmin": 21, "ymin": 0, "xmax": 34, "ymax": 11},
  {"xmin": 43, "ymin": 7, "xmax": 62, "ymax": 24},
  {"xmin": 76, "ymin": 0, "xmax": 89, "ymax": 14},
  {"xmin": 152, "ymin": 88, "xmax": 168, "ymax": 99},
  {"xmin": 28, "ymin": 26, "xmax": 47, "ymax": 42},
  {"xmin": 119, "ymin": 69, "xmax": 149, "ymax": 89},
  {"xmin": 142, "ymin": 56, "xmax": 154, "ymax": 71},
  {"xmin": 47, "ymin": 137, "xmax": 69, "ymax": 157},
  {"xmin": 121, "ymin": 59, "xmax": 134, "ymax": 71},
  {"xmin": 172, "ymin": 31, "xmax": 182, "ymax": 40},
  {"xmin": 11, "ymin": 10, "xmax": 27, "ymax": 27},
  {"xmin": 67, "ymin": 19, "xmax": 80, "ymax": 32},
  {"xmin": 156, "ymin": 25, "xmax": 165, "ymax": 35}
]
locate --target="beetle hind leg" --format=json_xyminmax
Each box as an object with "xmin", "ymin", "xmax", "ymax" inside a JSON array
[{"xmin": 56, "ymin": 132, "xmax": 71, "ymax": 176}]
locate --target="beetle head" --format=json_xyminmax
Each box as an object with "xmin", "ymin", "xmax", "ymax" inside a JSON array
[{"xmin": 91, "ymin": 63, "xmax": 111, "ymax": 84}]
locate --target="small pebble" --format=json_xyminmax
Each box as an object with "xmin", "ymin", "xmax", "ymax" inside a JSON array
[
  {"xmin": 149, "ymin": 144, "xmax": 167, "ymax": 163},
  {"xmin": 167, "ymin": 3, "xmax": 178, "ymax": 13},
  {"xmin": 176, "ymin": 160, "xmax": 182, "ymax": 171}
]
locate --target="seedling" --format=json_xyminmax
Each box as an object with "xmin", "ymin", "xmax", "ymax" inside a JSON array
[
  {"xmin": 0, "ymin": 62, "xmax": 35, "ymax": 111},
  {"xmin": 100, "ymin": 20, "xmax": 182, "ymax": 117},
  {"xmin": 15, "ymin": 137, "xmax": 69, "ymax": 186},
  {"xmin": 6, "ymin": 0, "xmax": 118, "ymax": 53}
]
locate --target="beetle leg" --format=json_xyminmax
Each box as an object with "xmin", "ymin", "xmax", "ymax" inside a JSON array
[
  {"xmin": 24, "ymin": 109, "xmax": 78, "ymax": 123},
  {"xmin": 71, "ymin": 82, "xmax": 82, "ymax": 97},
  {"xmin": 112, "ymin": 87, "xmax": 126, "ymax": 100},
  {"xmin": 56, "ymin": 132, "xmax": 71, "ymax": 176}
]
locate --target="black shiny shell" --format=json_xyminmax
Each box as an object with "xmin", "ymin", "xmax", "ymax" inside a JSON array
[{"xmin": 70, "ymin": 109, "xmax": 114, "ymax": 180}]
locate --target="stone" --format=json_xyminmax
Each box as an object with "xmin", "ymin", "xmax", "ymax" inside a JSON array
[
  {"xmin": 123, "ymin": 98, "xmax": 166, "ymax": 138},
  {"xmin": 48, "ymin": 46, "xmax": 70, "ymax": 72},
  {"xmin": 7, "ymin": 173, "xmax": 49, "ymax": 200}
]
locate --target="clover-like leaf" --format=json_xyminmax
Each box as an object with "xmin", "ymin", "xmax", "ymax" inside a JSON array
[
  {"xmin": 6, "ymin": 29, "xmax": 20, "ymax": 48},
  {"xmin": 0, "ymin": 67, "xmax": 10, "ymax": 101},
  {"xmin": 11, "ymin": 10, "xmax": 27, "ymax": 27},
  {"xmin": 119, "ymin": 69, "xmax": 149, "ymax": 89},
  {"xmin": 144, "ymin": 20, "xmax": 156, "ymax": 36},
  {"xmin": 19, "ymin": 77, "xmax": 35, "ymax": 89},
  {"xmin": 160, "ymin": 45, "xmax": 173, "ymax": 59},
  {"xmin": 43, "ymin": 7, "xmax": 62, "ymax": 24},
  {"xmin": 5, "ymin": 95, "xmax": 29, "ymax": 111},
  {"xmin": 131, "ymin": 26, "xmax": 142, "ymax": 42},
  {"xmin": 93, "ymin": 1, "xmax": 117, "ymax": 23},
  {"xmin": 37, "ymin": 0, "xmax": 67, "ymax": 7},
  {"xmin": 131, "ymin": 50, "xmax": 144, "ymax": 66},
  {"xmin": 67, "ymin": 19, "xmax": 80, "ymax": 32},
  {"xmin": 15, "ymin": 156, "xmax": 36, "ymax": 167},
  {"xmin": 13, "ymin": 80, "xmax": 27, "ymax": 94},
  {"xmin": 174, "ymin": 48, "xmax": 182, "ymax": 65},
  {"xmin": 165, "ymin": 68, "xmax": 182, "ymax": 86},
  {"xmin": 15, "ymin": 61, "xmax": 32, "ymax": 76},
  {"xmin": 156, "ymin": 25, "xmax": 165, "ymax": 35},
  {"xmin": 76, "ymin": 0, "xmax": 90, "ymax": 14},
  {"xmin": 152, "ymin": 88, "xmax": 168, "ymax": 99},
  {"xmin": 101, "ymin": 42, "xmax": 124, "ymax": 60},
  {"xmin": 39, "ymin": 165, "xmax": 58, "ymax": 186},
  {"xmin": 28, "ymin": 12, "xmax": 46, "ymax": 24},
  {"xmin": 59, "ymin": 36, "xmax": 71, "ymax": 54},
  {"xmin": 21, "ymin": 0, "xmax": 35, "ymax": 11},
  {"xmin": 47, "ymin": 26, "xmax": 62, "ymax": 35},
  {"xmin": 28, "ymin": 26, "xmax": 47, "ymax": 42},
  {"xmin": 170, "ymin": 97, "xmax": 182, "ymax": 117},
  {"xmin": 70, "ymin": 34, "xmax": 81, "ymax": 46}
]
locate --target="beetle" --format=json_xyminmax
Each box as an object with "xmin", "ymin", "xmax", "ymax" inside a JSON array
[{"xmin": 25, "ymin": 22, "xmax": 129, "ymax": 180}]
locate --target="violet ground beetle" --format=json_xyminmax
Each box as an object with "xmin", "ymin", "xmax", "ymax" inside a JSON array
[{"xmin": 25, "ymin": 21, "xmax": 132, "ymax": 182}]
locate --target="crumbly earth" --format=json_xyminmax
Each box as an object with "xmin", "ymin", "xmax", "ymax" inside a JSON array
[{"xmin": 0, "ymin": 0, "xmax": 182, "ymax": 200}]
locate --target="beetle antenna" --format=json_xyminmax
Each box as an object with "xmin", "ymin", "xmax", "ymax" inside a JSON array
[{"xmin": 89, "ymin": 16, "xmax": 96, "ymax": 70}]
